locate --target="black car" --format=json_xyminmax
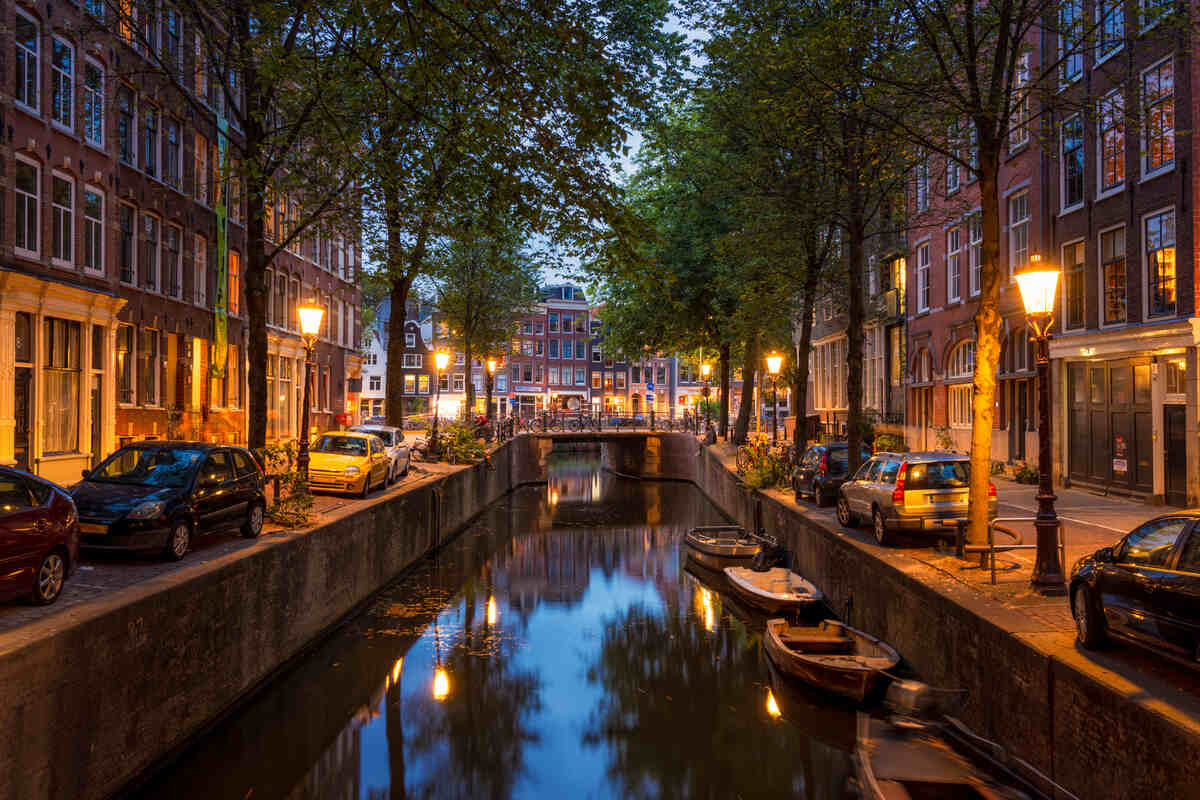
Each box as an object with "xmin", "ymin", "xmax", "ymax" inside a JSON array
[
  {"xmin": 1070, "ymin": 513, "xmax": 1200, "ymax": 667},
  {"xmin": 792, "ymin": 444, "xmax": 871, "ymax": 507},
  {"xmin": 72, "ymin": 443, "xmax": 266, "ymax": 561}
]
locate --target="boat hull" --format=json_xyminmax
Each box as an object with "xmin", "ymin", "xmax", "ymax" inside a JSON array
[
  {"xmin": 685, "ymin": 546, "xmax": 754, "ymax": 572},
  {"xmin": 723, "ymin": 567, "xmax": 824, "ymax": 614},
  {"xmin": 764, "ymin": 620, "xmax": 898, "ymax": 704}
]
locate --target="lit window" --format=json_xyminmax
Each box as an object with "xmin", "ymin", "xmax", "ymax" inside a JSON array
[
  {"xmin": 1146, "ymin": 209, "xmax": 1176, "ymax": 316},
  {"xmin": 1143, "ymin": 59, "xmax": 1174, "ymax": 175},
  {"xmin": 1063, "ymin": 241, "xmax": 1085, "ymax": 330},
  {"xmin": 1099, "ymin": 91, "xmax": 1125, "ymax": 193},
  {"xmin": 1102, "ymin": 227, "xmax": 1126, "ymax": 324}
]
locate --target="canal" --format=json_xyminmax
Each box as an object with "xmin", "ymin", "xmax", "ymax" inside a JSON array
[{"xmin": 133, "ymin": 452, "xmax": 860, "ymax": 799}]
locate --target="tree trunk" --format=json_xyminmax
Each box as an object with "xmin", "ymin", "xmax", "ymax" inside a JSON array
[
  {"xmin": 240, "ymin": 18, "xmax": 268, "ymax": 452},
  {"xmin": 845, "ymin": 211, "xmax": 866, "ymax": 476},
  {"xmin": 463, "ymin": 340, "xmax": 475, "ymax": 421},
  {"xmin": 792, "ymin": 259, "xmax": 821, "ymax": 452},
  {"xmin": 719, "ymin": 343, "xmax": 731, "ymax": 439},
  {"xmin": 968, "ymin": 146, "xmax": 1006, "ymax": 545},
  {"xmin": 733, "ymin": 337, "xmax": 758, "ymax": 445},
  {"xmin": 385, "ymin": 274, "xmax": 412, "ymax": 429}
]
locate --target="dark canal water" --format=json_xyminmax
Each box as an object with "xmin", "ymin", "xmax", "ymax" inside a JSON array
[{"xmin": 134, "ymin": 452, "xmax": 861, "ymax": 799}]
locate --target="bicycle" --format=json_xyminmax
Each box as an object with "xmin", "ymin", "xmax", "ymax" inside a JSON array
[{"xmin": 735, "ymin": 434, "xmax": 772, "ymax": 476}]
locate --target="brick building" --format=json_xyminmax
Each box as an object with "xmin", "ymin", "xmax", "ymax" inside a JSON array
[{"xmin": 2, "ymin": 0, "xmax": 361, "ymax": 485}]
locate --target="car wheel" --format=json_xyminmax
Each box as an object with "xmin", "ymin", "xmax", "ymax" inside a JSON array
[
  {"xmin": 836, "ymin": 496, "xmax": 856, "ymax": 528},
  {"xmin": 31, "ymin": 549, "xmax": 67, "ymax": 605},
  {"xmin": 360, "ymin": 473, "xmax": 373, "ymax": 498},
  {"xmin": 814, "ymin": 485, "xmax": 828, "ymax": 508},
  {"xmin": 401, "ymin": 460, "xmax": 409, "ymax": 478},
  {"xmin": 163, "ymin": 520, "xmax": 191, "ymax": 561},
  {"xmin": 1073, "ymin": 584, "xmax": 1107, "ymax": 649},
  {"xmin": 242, "ymin": 502, "xmax": 265, "ymax": 539},
  {"xmin": 872, "ymin": 508, "xmax": 892, "ymax": 546}
]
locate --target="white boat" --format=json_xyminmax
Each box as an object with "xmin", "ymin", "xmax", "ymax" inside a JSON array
[{"xmin": 723, "ymin": 566, "xmax": 824, "ymax": 613}]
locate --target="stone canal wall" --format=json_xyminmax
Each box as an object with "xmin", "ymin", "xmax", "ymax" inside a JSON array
[
  {"xmin": 0, "ymin": 440, "xmax": 532, "ymax": 800},
  {"xmin": 690, "ymin": 443, "xmax": 1200, "ymax": 800}
]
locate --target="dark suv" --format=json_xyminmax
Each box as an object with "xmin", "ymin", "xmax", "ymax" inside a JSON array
[
  {"xmin": 72, "ymin": 443, "xmax": 266, "ymax": 561},
  {"xmin": 792, "ymin": 444, "xmax": 872, "ymax": 507},
  {"xmin": 1070, "ymin": 513, "xmax": 1200, "ymax": 667}
]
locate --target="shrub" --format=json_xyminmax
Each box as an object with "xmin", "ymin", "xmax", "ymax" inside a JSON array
[
  {"xmin": 742, "ymin": 449, "xmax": 790, "ymax": 490},
  {"xmin": 432, "ymin": 421, "xmax": 487, "ymax": 464},
  {"xmin": 933, "ymin": 426, "xmax": 955, "ymax": 451},
  {"xmin": 1012, "ymin": 462, "xmax": 1039, "ymax": 484},
  {"xmin": 990, "ymin": 460, "xmax": 1006, "ymax": 476},
  {"xmin": 874, "ymin": 433, "xmax": 908, "ymax": 453},
  {"xmin": 255, "ymin": 440, "xmax": 313, "ymax": 528}
]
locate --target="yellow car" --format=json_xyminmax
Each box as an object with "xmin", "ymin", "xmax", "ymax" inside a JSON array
[{"xmin": 306, "ymin": 431, "xmax": 391, "ymax": 497}]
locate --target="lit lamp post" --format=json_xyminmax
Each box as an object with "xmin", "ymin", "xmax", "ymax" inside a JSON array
[
  {"xmin": 296, "ymin": 299, "xmax": 326, "ymax": 483},
  {"xmin": 766, "ymin": 354, "xmax": 783, "ymax": 443},
  {"xmin": 486, "ymin": 358, "xmax": 498, "ymax": 422},
  {"xmin": 432, "ymin": 350, "xmax": 450, "ymax": 454},
  {"xmin": 1015, "ymin": 254, "xmax": 1067, "ymax": 594},
  {"xmin": 700, "ymin": 362, "xmax": 712, "ymax": 438}
]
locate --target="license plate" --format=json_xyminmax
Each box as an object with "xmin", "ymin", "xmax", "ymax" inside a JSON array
[
  {"xmin": 80, "ymin": 523, "xmax": 108, "ymax": 535},
  {"xmin": 923, "ymin": 518, "xmax": 958, "ymax": 530}
]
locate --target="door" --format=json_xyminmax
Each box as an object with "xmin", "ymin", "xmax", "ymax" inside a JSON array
[
  {"xmin": 1012, "ymin": 380, "xmax": 1028, "ymax": 461},
  {"xmin": 1100, "ymin": 517, "xmax": 1189, "ymax": 645},
  {"xmin": 846, "ymin": 459, "xmax": 879, "ymax": 516},
  {"xmin": 1164, "ymin": 405, "xmax": 1187, "ymax": 507},
  {"xmin": 370, "ymin": 438, "xmax": 389, "ymax": 486},
  {"xmin": 0, "ymin": 473, "xmax": 46, "ymax": 599},
  {"xmin": 14, "ymin": 368, "xmax": 31, "ymax": 472},
  {"xmin": 796, "ymin": 447, "xmax": 820, "ymax": 495},
  {"xmin": 90, "ymin": 375, "xmax": 103, "ymax": 467},
  {"xmin": 1161, "ymin": 529, "xmax": 1200, "ymax": 663},
  {"xmin": 192, "ymin": 452, "xmax": 238, "ymax": 532}
]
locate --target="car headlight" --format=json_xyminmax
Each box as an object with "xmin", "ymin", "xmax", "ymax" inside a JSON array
[
  {"xmin": 343, "ymin": 466, "xmax": 361, "ymax": 476},
  {"xmin": 127, "ymin": 501, "xmax": 165, "ymax": 520}
]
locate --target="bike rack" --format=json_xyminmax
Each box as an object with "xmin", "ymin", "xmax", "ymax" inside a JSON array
[{"xmin": 955, "ymin": 517, "xmax": 1066, "ymax": 585}]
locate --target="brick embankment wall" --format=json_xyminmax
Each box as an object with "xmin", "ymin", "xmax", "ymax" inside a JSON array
[
  {"xmin": 0, "ymin": 438, "xmax": 538, "ymax": 800},
  {"xmin": 690, "ymin": 445, "xmax": 1200, "ymax": 800}
]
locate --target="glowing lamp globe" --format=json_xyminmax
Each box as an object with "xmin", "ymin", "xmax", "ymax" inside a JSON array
[
  {"xmin": 765, "ymin": 354, "xmax": 783, "ymax": 376},
  {"xmin": 486, "ymin": 358, "xmax": 497, "ymax": 374},
  {"xmin": 1016, "ymin": 255, "xmax": 1061, "ymax": 316},
  {"xmin": 700, "ymin": 363, "xmax": 711, "ymax": 379},
  {"xmin": 297, "ymin": 300, "xmax": 325, "ymax": 341},
  {"xmin": 434, "ymin": 351, "xmax": 450, "ymax": 371}
]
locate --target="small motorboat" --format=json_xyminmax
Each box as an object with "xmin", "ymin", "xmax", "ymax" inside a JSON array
[
  {"xmin": 764, "ymin": 619, "xmax": 899, "ymax": 703},
  {"xmin": 723, "ymin": 566, "xmax": 824, "ymax": 613},
  {"xmin": 685, "ymin": 525, "xmax": 761, "ymax": 570}
]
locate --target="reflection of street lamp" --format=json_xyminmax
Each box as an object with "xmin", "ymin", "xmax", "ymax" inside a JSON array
[
  {"xmin": 432, "ymin": 617, "xmax": 450, "ymax": 701},
  {"xmin": 766, "ymin": 353, "xmax": 783, "ymax": 443},
  {"xmin": 486, "ymin": 595, "xmax": 498, "ymax": 626},
  {"xmin": 432, "ymin": 350, "xmax": 450, "ymax": 453},
  {"xmin": 296, "ymin": 299, "xmax": 325, "ymax": 482},
  {"xmin": 700, "ymin": 362, "xmax": 712, "ymax": 439},
  {"xmin": 1015, "ymin": 254, "xmax": 1066, "ymax": 595},
  {"xmin": 765, "ymin": 688, "xmax": 782, "ymax": 719}
]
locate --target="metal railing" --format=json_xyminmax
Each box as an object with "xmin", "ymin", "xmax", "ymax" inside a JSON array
[{"xmin": 955, "ymin": 517, "xmax": 1066, "ymax": 585}]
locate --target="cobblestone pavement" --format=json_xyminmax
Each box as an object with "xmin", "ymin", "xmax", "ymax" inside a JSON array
[{"xmin": 0, "ymin": 460, "xmax": 464, "ymax": 636}]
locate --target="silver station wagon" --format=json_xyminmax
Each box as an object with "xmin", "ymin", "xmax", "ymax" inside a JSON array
[{"xmin": 835, "ymin": 451, "xmax": 997, "ymax": 545}]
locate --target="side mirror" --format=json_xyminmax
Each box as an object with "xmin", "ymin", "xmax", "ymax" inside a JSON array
[
  {"xmin": 80, "ymin": 469, "xmax": 90, "ymax": 479},
  {"xmin": 1097, "ymin": 546, "xmax": 1115, "ymax": 563}
]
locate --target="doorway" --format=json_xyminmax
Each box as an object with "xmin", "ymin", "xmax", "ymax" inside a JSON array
[
  {"xmin": 1009, "ymin": 379, "xmax": 1028, "ymax": 462},
  {"xmin": 90, "ymin": 375, "xmax": 103, "ymax": 467},
  {"xmin": 14, "ymin": 368, "xmax": 31, "ymax": 472},
  {"xmin": 1164, "ymin": 404, "xmax": 1187, "ymax": 506}
]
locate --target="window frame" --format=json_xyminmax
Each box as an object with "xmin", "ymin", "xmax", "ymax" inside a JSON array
[
  {"xmin": 1096, "ymin": 0, "xmax": 1125, "ymax": 64},
  {"xmin": 1060, "ymin": 115, "xmax": 1085, "ymax": 213},
  {"xmin": 1008, "ymin": 191, "xmax": 1030, "ymax": 278},
  {"xmin": 50, "ymin": 36, "xmax": 75, "ymax": 132},
  {"xmin": 1097, "ymin": 90, "xmax": 1125, "ymax": 198},
  {"xmin": 916, "ymin": 241, "xmax": 931, "ymax": 313},
  {"xmin": 1099, "ymin": 224, "xmax": 1128, "ymax": 327},
  {"xmin": 1061, "ymin": 239, "xmax": 1086, "ymax": 331},
  {"xmin": 1141, "ymin": 56, "xmax": 1175, "ymax": 179},
  {"xmin": 14, "ymin": 156, "xmax": 41, "ymax": 259},
  {"xmin": 83, "ymin": 58, "xmax": 105, "ymax": 148},
  {"xmin": 83, "ymin": 186, "xmax": 105, "ymax": 276},
  {"xmin": 50, "ymin": 172, "xmax": 74, "ymax": 267},
  {"xmin": 946, "ymin": 228, "xmax": 961, "ymax": 303},
  {"xmin": 1143, "ymin": 207, "xmax": 1177, "ymax": 318},
  {"xmin": 14, "ymin": 10, "xmax": 40, "ymax": 115}
]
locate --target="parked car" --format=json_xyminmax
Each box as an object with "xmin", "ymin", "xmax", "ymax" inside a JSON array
[
  {"xmin": 835, "ymin": 452, "xmax": 997, "ymax": 546},
  {"xmin": 1070, "ymin": 513, "xmax": 1200, "ymax": 666},
  {"xmin": 307, "ymin": 431, "xmax": 391, "ymax": 497},
  {"xmin": 0, "ymin": 467, "xmax": 79, "ymax": 604},
  {"xmin": 349, "ymin": 424, "xmax": 411, "ymax": 483},
  {"xmin": 73, "ymin": 443, "xmax": 266, "ymax": 561},
  {"xmin": 792, "ymin": 443, "xmax": 872, "ymax": 507}
]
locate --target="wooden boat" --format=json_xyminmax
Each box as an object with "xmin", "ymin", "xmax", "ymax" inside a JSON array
[
  {"xmin": 723, "ymin": 566, "xmax": 823, "ymax": 613},
  {"xmin": 684, "ymin": 525, "xmax": 761, "ymax": 570},
  {"xmin": 763, "ymin": 619, "xmax": 899, "ymax": 703}
]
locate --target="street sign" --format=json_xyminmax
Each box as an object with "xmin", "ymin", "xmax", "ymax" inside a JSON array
[
  {"xmin": 646, "ymin": 382, "xmax": 654, "ymax": 390},
  {"xmin": 646, "ymin": 393, "xmax": 653, "ymax": 402}
]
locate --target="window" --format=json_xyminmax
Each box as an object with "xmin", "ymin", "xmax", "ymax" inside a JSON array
[
  {"xmin": 947, "ymin": 341, "xmax": 975, "ymax": 429},
  {"xmin": 916, "ymin": 243, "xmax": 930, "ymax": 312},
  {"xmin": 946, "ymin": 140, "xmax": 960, "ymax": 194},
  {"xmin": 632, "ymin": 366, "xmax": 641, "ymax": 384},
  {"xmin": 1140, "ymin": 0, "xmax": 1170, "ymax": 28},
  {"xmin": 83, "ymin": 61, "xmax": 104, "ymax": 147},
  {"xmin": 588, "ymin": 371, "xmax": 599, "ymax": 389},
  {"xmin": 164, "ymin": 118, "xmax": 181, "ymax": 187},
  {"xmin": 163, "ymin": 9, "xmax": 181, "ymax": 74},
  {"xmin": 43, "ymin": 319, "xmax": 81, "ymax": 454},
  {"xmin": 84, "ymin": 189, "xmax": 104, "ymax": 274},
  {"xmin": 559, "ymin": 314, "xmax": 570, "ymax": 332},
  {"xmin": 968, "ymin": 214, "xmax": 982, "ymax": 296},
  {"xmin": 194, "ymin": 133, "xmax": 208, "ymax": 203},
  {"xmin": 1146, "ymin": 210, "xmax": 1176, "ymax": 316},
  {"xmin": 1099, "ymin": 92, "xmax": 1125, "ymax": 194},
  {"xmin": 117, "ymin": 325, "xmax": 134, "ymax": 404},
  {"xmin": 1008, "ymin": 192, "xmax": 1029, "ymax": 276},
  {"xmin": 52, "ymin": 175, "xmax": 73, "ymax": 265},
  {"xmin": 1059, "ymin": 0, "xmax": 1082, "ymax": 83},
  {"xmin": 1061, "ymin": 116, "xmax": 1084, "ymax": 211},
  {"xmin": 51, "ymin": 38, "xmax": 73, "ymax": 129},
  {"xmin": 141, "ymin": 214, "xmax": 159, "ymax": 291},
  {"xmin": 535, "ymin": 340, "xmax": 544, "ymax": 356},
  {"xmin": 947, "ymin": 229, "xmax": 961, "ymax": 303},
  {"xmin": 15, "ymin": 159, "xmax": 40, "ymax": 256},
  {"xmin": 1063, "ymin": 242, "xmax": 1085, "ymax": 330},
  {"xmin": 1010, "ymin": 54, "xmax": 1030, "ymax": 149},
  {"xmin": 194, "ymin": 235, "xmax": 208, "ymax": 307},
  {"xmin": 405, "ymin": 332, "xmax": 416, "ymax": 348},
  {"xmin": 402, "ymin": 375, "xmax": 414, "ymax": 395},
  {"xmin": 535, "ymin": 321, "xmax": 544, "ymax": 335},
  {"xmin": 948, "ymin": 340, "xmax": 975, "ymax": 378},
  {"xmin": 575, "ymin": 315, "xmax": 587, "ymax": 333},
  {"xmin": 368, "ymin": 375, "xmax": 382, "ymax": 392},
  {"xmin": 1102, "ymin": 227, "xmax": 1127, "ymax": 324},
  {"xmin": 402, "ymin": 353, "xmax": 421, "ymax": 368},
  {"xmin": 453, "ymin": 374, "xmax": 465, "ymax": 392},
  {"xmin": 1143, "ymin": 59, "xmax": 1174, "ymax": 175},
  {"xmin": 15, "ymin": 12, "xmax": 39, "ymax": 112},
  {"xmin": 1119, "ymin": 518, "xmax": 1187, "ymax": 566},
  {"xmin": 229, "ymin": 251, "xmax": 241, "ymax": 315},
  {"xmin": 616, "ymin": 373, "xmax": 627, "ymax": 389},
  {"xmin": 1165, "ymin": 359, "xmax": 1186, "ymax": 397},
  {"xmin": 915, "ymin": 157, "xmax": 929, "ymax": 212},
  {"xmin": 165, "ymin": 225, "xmax": 182, "ymax": 297},
  {"xmin": 575, "ymin": 340, "xmax": 586, "ymax": 359},
  {"xmin": 120, "ymin": 204, "xmax": 136, "ymax": 283},
  {"xmin": 549, "ymin": 367, "xmax": 560, "ymax": 385},
  {"xmin": 138, "ymin": 329, "xmax": 160, "ymax": 405},
  {"xmin": 548, "ymin": 313, "xmax": 559, "ymax": 332},
  {"xmin": 118, "ymin": 86, "xmax": 135, "ymax": 166},
  {"xmin": 418, "ymin": 375, "xmax": 430, "ymax": 394},
  {"xmin": 548, "ymin": 340, "xmax": 559, "ymax": 359},
  {"xmin": 592, "ymin": 347, "xmax": 602, "ymax": 362},
  {"xmin": 140, "ymin": 105, "xmax": 158, "ymax": 177},
  {"xmin": 575, "ymin": 368, "xmax": 586, "ymax": 386},
  {"xmin": 1098, "ymin": 0, "xmax": 1124, "ymax": 57},
  {"xmin": 119, "ymin": 0, "xmax": 136, "ymax": 43},
  {"xmin": 86, "ymin": 0, "xmax": 104, "ymax": 20}
]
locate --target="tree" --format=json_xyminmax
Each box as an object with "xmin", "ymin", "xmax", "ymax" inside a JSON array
[{"xmin": 430, "ymin": 228, "xmax": 541, "ymax": 419}]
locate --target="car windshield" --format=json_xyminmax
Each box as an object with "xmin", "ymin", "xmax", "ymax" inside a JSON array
[
  {"xmin": 905, "ymin": 461, "xmax": 969, "ymax": 489},
  {"xmin": 312, "ymin": 435, "xmax": 367, "ymax": 456},
  {"xmin": 360, "ymin": 429, "xmax": 392, "ymax": 445},
  {"xmin": 91, "ymin": 448, "xmax": 204, "ymax": 488}
]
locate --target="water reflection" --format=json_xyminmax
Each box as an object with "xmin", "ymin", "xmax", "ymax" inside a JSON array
[{"xmin": 134, "ymin": 453, "xmax": 858, "ymax": 799}]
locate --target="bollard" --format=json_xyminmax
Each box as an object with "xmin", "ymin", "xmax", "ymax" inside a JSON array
[{"xmin": 955, "ymin": 519, "xmax": 966, "ymax": 559}]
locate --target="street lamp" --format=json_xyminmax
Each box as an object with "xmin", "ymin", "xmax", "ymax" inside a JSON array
[
  {"xmin": 296, "ymin": 299, "xmax": 325, "ymax": 483},
  {"xmin": 766, "ymin": 353, "xmax": 783, "ymax": 443},
  {"xmin": 432, "ymin": 350, "xmax": 450, "ymax": 454},
  {"xmin": 1016, "ymin": 254, "xmax": 1066, "ymax": 594},
  {"xmin": 700, "ymin": 362, "xmax": 712, "ymax": 439}
]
